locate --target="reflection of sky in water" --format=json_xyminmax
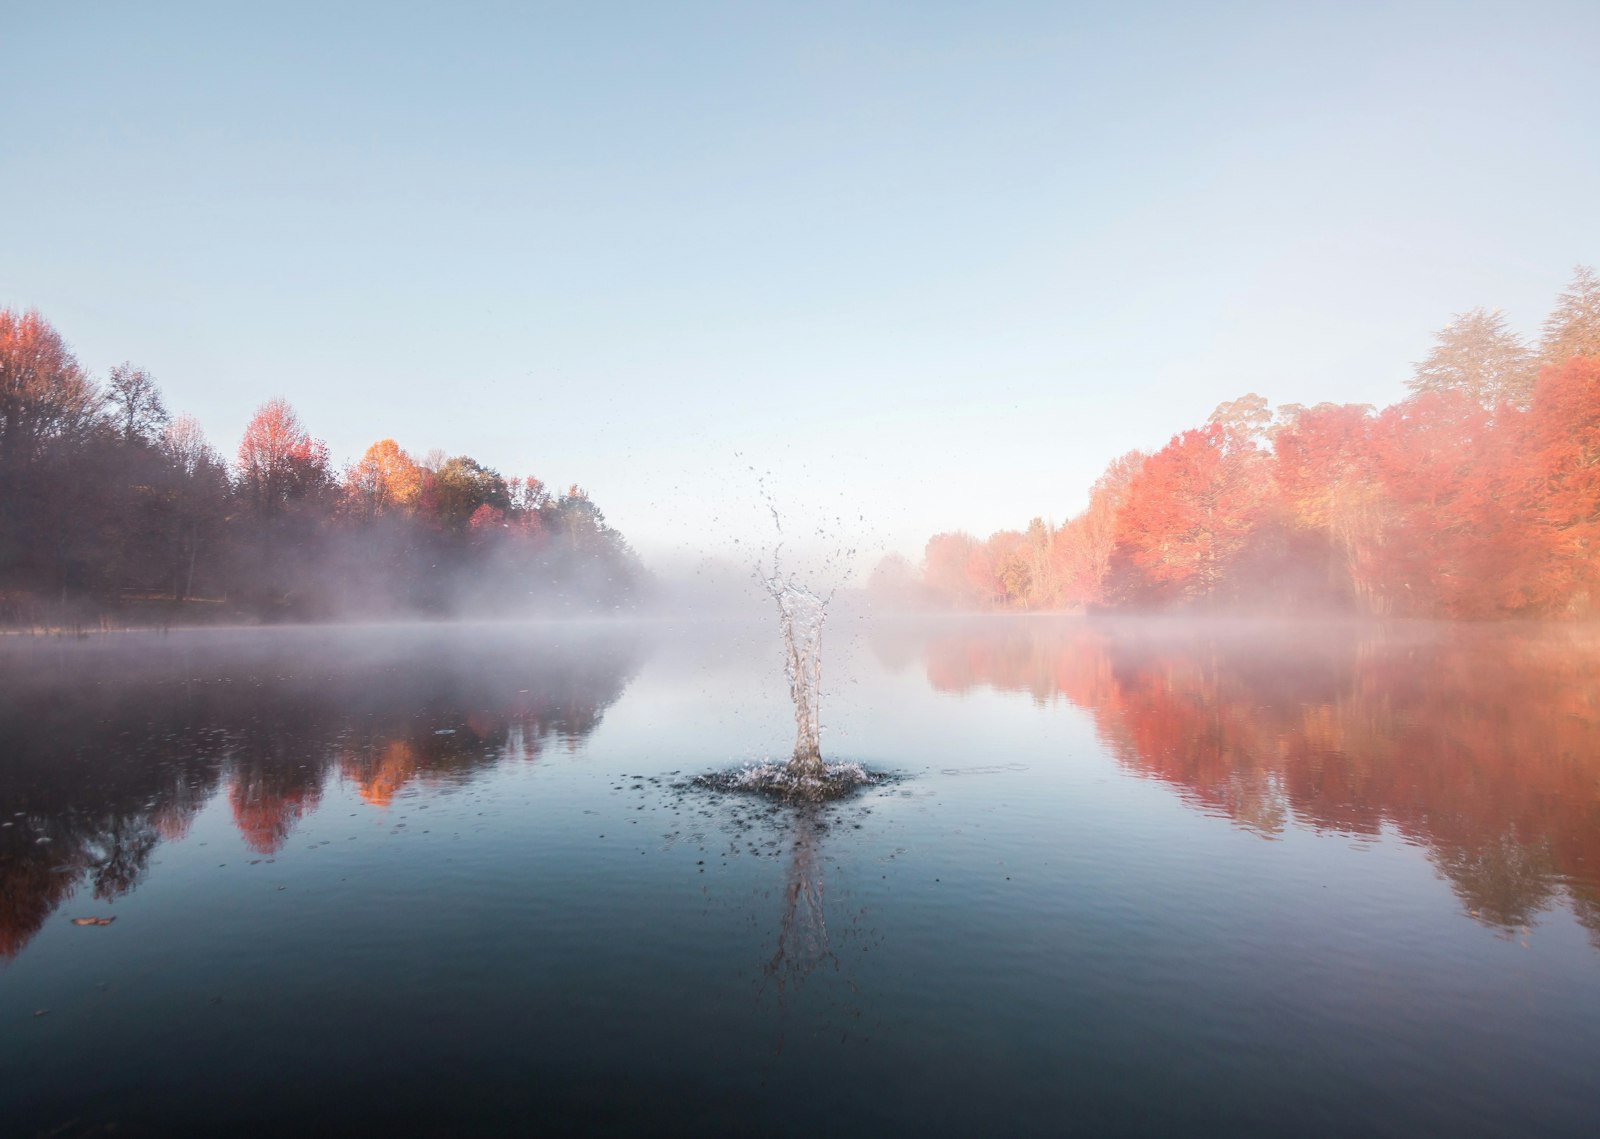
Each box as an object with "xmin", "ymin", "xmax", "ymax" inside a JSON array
[{"xmin": 3, "ymin": 620, "xmax": 1600, "ymax": 1137}]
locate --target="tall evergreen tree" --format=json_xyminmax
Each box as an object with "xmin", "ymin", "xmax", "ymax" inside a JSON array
[
  {"xmin": 1539, "ymin": 264, "xmax": 1600, "ymax": 370},
  {"xmin": 1409, "ymin": 307, "xmax": 1534, "ymax": 409},
  {"xmin": 1207, "ymin": 392, "xmax": 1272, "ymax": 445}
]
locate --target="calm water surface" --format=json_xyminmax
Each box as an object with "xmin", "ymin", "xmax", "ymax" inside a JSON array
[{"xmin": 3, "ymin": 617, "xmax": 1599, "ymax": 1137}]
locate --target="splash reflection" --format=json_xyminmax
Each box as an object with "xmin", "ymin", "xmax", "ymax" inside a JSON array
[{"xmin": 764, "ymin": 805, "xmax": 835, "ymax": 995}]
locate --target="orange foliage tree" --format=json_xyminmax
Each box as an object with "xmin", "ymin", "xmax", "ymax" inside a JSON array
[
  {"xmin": 1048, "ymin": 449, "xmax": 1144, "ymax": 609},
  {"xmin": 1272, "ymin": 403, "xmax": 1388, "ymax": 609},
  {"xmin": 1526, "ymin": 356, "xmax": 1600, "ymax": 611},
  {"xmin": 904, "ymin": 267, "xmax": 1600, "ymax": 617},
  {"xmin": 1366, "ymin": 391, "xmax": 1546, "ymax": 616},
  {"xmin": 0, "ymin": 308, "xmax": 101, "ymax": 470},
  {"xmin": 344, "ymin": 438, "xmax": 423, "ymax": 521},
  {"xmin": 1110, "ymin": 424, "xmax": 1274, "ymax": 604}
]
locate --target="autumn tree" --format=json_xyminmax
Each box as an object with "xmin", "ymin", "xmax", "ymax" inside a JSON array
[
  {"xmin": 1409, "ymin": 307, "xmax": 1534, "ymax": 410},
  {"xmin": 1049, "ymin": 450, "xmax": 1145, "ymax": 610},
  {"xmin": 229, "ymin": 400, "xmax": 337, "ymax": 616},
  {"xmin": 1110, "ymin": 424, "xmax": 1273, "ymax": 605},
  {"xmin": 984, "ymin": 529, "xmax": 1032, "ymax": 607},
  {"xmin": 898, "ymin": 263, "xmax": 1600, "ymax": 617},
  {"xmin": 509, "ymin": 476, "xmax": 551, "ymax": 514},
  {"xmin": 1047, "ymin": 514, "xmax": 1095, "ymax": 608},
  {"xmin": 1539, "ymin": 264, "xmax": 1600, "ymax": 369},
  {"xmin": 1019, "ymin": 518, "xmax": 1053, "ymax": 607},
  {"xmin": 0, "ymin": 308, "xmax": 102, "ymax": 471},
  {"xmin": 1525, "ymin": 356, "xmax": 1600, "ymax": 610},
  {"xmin": 344, "ymin": 438, "xmax": 423, "ymax": 521},
  {"xmin": 0, "ymin": 309, "xmax": 112, "ymax": 595},
  {"xmin": 468, "ymin": 503, "xmax": 508, "ymax": 540},
  {"xmin": 0, "ymin": 307, "xmax": 644, "ymax": 622},
  {"xmin": 1207, "ymin": 392, "xmax": 1273, "ymax": 445},
  {"xmin": 1367, "ymin": 391, "xmax": 1545, "ymax": 616},
  {"xmin": 1272, "ymin": 403, "xmax": 1388, "ymax": 610},
  {"xmin": 235, "ymin": 399, "xmax": 333, "ymax": 515},
  {"xmin": 960, "ymin": 536, "xmax": 1005, "ymax": 607}
]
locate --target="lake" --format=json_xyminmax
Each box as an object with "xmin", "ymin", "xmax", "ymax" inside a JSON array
[{"xmin": 3, "ymin": 616, "xmax": 1599, "ymax": 1137}]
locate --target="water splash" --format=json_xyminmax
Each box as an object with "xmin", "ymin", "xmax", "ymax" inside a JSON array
[
  {"xmin": 761, "ymin": 554, "xmax": 829, "ymax": 780},
  {"xmin": 694, "ymin": 488, "xmax": 885, "ymax": 801},
  {"xmin": 702, "ymin": 757, "xmax": 884, "ymax": 799}
]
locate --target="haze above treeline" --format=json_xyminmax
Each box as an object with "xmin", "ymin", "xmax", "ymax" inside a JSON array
[{"xmin": 875, "ymin": 266, "xmax": 1600, "ymax": 619}]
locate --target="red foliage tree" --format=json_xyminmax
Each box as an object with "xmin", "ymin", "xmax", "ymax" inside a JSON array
[
  {"xmin": 235, "ymin": 398, "xmax": 333, "ymax": 515},
  {"xmin": 1367, "ymin": 392, "xmax": 1545, "ymax": 616},
  {"xmin": 1273, "ymin": 403, "xmax": 1388, "ymax": 609},
  {"xmin": 1111, "ymin": 424, "xmax": 1273, "ymax": 603},
  {"xmin": 1049, "ymin": 450, "xmax": 1145, "ymax": 610},
  {"xmin": 0, "ymin": 308, "xmax": 101, "ymax": 470},
  {"xmin": 1527, "ymin": 356, "xmax": 1600, "ymax": 610}
]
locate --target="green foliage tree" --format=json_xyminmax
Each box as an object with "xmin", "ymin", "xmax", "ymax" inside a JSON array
[{"xmin": 431, "ymin": 456, "xmax": 511, "ymax": 530}]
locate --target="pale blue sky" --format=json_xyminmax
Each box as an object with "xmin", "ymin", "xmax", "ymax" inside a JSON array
[{"xmin": 5, "ymin": 1, "xmax": 1597, "ymax": 576}]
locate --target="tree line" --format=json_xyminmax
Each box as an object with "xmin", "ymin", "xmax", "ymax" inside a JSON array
[
  {"xmin": 0, "ymin": 309, "xmax": 645, "ymax": 624},
  {"xmin": 879, "ymin": 265, "xmax": 1600, "ymax": 618}
]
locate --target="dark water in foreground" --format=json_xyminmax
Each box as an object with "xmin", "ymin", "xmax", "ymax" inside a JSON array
[{"xmin": 3, "ymin": 617, "xmax": 1599, "ymax": 1137}]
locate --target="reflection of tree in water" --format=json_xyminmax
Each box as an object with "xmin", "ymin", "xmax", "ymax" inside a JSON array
[
  {"xmin": 1431, "ymin": 829, "xmax": 1557, "ymax": 931},
  {"xmin": 0, "ymin": 761, "xmax": 218, "ymax": 954},
  {"xmin": 0, "ymin": 628, "xmax": 641, "ymax": 958},
  {"xmin": 335, "ymin": 651, "xmax": 629, "ymax": 811},
  {"xmin": 885, "ymin": 619, "xmax": 1600, "ymax": 948},
  {"xmin": 227, "ymin": 722, "xmax": 328, "ymax": 854},
  {"xmin": 0, "ymin": 648, "xmax": 226, "ymax": 959}
]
